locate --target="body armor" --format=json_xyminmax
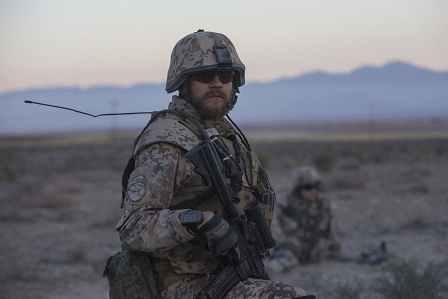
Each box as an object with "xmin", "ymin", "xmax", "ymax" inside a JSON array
[{"xmin": 116, "ymin": 97, "xmax": 275, "ymax": 291}]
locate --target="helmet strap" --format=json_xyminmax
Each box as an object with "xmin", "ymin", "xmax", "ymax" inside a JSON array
[
  {"xmin": 227, "ymin": 90, "xmax": 237, "ymax": 110},
  {"xmin": 227, "ymin": 75, "xmax": 240, "ymax": 110},
  {"xmin": 178, "ymin": 78, "xmax": 191, "ymax": 102}
]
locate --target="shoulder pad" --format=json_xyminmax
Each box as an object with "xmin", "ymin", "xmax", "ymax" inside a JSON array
[{"xmin": 134, "ymin": 113, "xmax": 202, "ymax": 155}]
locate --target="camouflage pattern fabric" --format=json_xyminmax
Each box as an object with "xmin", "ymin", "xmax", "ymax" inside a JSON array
[
  {"xmin": 115, "ymin": 96, "xmax": 308, "ymax": 297},
  {"xmin": 159, "ymin": 276, "xmax": 306, "ymax": 299},
  {"xmin": 165, "ymin": 31, "xmax": 245, "ymax": 93},
  {"xmin": 103, "ymin": 249, "xmax": 157, "ymax": 299},
  {"xmin": 274, "ymin": 192, "xmax": 341, "ymax": 264}
]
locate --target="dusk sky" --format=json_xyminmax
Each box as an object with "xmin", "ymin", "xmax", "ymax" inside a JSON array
[{"xmin": 1, "ymin": 0, "xmax": 447, "ymax": 95}]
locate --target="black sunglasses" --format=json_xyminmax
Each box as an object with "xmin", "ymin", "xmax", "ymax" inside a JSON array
[
  {"xmin": 191, "ymin": 70, "xmax": 234, "ymax": 84},
  {"xmin": 302, "ymin": 184, "xmax": 320, "ymax": 190}
]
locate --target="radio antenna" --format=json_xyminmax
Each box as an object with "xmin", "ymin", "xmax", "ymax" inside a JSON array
[{"xmin": 24, "ymin": 100, "xmax": 153, "ymax": 117}]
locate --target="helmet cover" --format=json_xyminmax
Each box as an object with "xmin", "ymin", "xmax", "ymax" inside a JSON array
[
  {"xmin": 165, "ymin": 30, "xmax": 245, "ymax": 93},
  {"xmin": 293, "ymin": 166, "xmax": 321, "ymax": 187}
]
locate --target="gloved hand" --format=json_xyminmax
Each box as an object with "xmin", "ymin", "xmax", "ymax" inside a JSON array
[{"xmin": 199, "ymin": 212, "xmax": 238, "ymax": 256}]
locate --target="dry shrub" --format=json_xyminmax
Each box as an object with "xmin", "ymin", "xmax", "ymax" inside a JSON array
[
  {"xmin": 435, "ymin": 142, "xmax": 448, "ymax": 157},
  {"xmin": 372, "ymin": 260, "xmax": 448, "ymax": 299},
  {"xmin": 329, "ymin": 279, "xmax": 366, "ymax": 299},
  {"xmin": 304, "ymin": 261, "xmax": 448, "ymax": 299},
  {"xmin": 313, "ymin": 148, "xmax": 338, "ymax": 173},
  {"xmin": 1, "ymin": 188, "xmax": 75, "ymax": 222},
  {"xmin": 1, "ymin": 165, "xmax": 17, "ymax": 182},
  {"xmin": 334, "ymin": 174, "xmax": 367, "ymax": 190}
]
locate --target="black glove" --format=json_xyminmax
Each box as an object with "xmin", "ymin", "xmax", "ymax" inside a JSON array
[{"xmin": 199, "ymin": 212, "xmax": 238, "ymax": 256}]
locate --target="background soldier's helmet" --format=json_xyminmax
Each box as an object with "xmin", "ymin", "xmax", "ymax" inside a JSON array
[
  {"xmin": 293, "ymin": 166, "xmax": 321, "ymax": 187},
  {"xmin": 165, "ymin": 30, "xmax": 245, "ymax": 93}
]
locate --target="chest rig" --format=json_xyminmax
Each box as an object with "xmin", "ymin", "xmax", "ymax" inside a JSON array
[
  {"xmin": 119, "ymin": 108, "xmax": 276, "ymax": 292},
  {"xmin": 121, "ymin": 109, "xmax": 274, "ymax": 221}
]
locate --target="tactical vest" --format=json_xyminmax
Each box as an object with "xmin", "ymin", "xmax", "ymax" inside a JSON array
[{"xmin": 117, "ymin": 109, "xmax": 275, "ymax": 292}]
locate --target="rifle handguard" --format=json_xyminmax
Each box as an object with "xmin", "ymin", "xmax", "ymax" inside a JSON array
[{"xmin": 243, "ymin": 201, "xmax": 277, "ymax": 249}]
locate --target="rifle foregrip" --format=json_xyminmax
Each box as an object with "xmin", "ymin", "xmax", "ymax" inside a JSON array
[{"xmin": 243, "ymin": 201, "xmax": 277, "ymax": 249}]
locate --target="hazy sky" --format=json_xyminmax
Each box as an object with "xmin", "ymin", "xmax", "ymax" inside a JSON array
[{"xmin": 1, "ymin": 0, "xmax": 447, "ymax": 94}]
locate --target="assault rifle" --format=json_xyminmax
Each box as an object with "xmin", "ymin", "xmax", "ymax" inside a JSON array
[{"xmin": 185, "ymin": 138, "xmax": 277, "ymax": 299}]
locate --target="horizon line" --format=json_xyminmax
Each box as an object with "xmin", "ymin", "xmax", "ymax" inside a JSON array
[{"xmin": 1, "ymin": 59, "xmax": 447, "ymax": 96}]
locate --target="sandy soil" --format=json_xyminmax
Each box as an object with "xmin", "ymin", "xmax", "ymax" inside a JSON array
[{"xmin": 1, "ymin": 118, "xmax": 447, "ymax": 299}]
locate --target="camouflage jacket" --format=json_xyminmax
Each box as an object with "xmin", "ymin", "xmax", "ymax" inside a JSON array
[
  {"xmin": 278, "ymin": 192, "xmax": 332, "ymax": 244},
  {"xmin": 116, "ymin": 96, "xmax": 274, "ymax": 291}
]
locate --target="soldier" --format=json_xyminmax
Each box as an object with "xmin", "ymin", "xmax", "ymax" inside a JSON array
[
  {"xmin": 265, "ymin": 166, "xmax": 341, "ymax": 274},
  {"xmin": 104, "ymin": 30, "xmax": 314, "ymax": 299}
]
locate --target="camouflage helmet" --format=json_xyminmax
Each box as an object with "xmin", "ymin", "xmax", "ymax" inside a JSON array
[
  {"xmin": 293, "ymin": 166, "xmax": 321, "ymax": 187},
  {"xmin": 165, "ymin": 30, "xmax": 245, "ymax": 93}
]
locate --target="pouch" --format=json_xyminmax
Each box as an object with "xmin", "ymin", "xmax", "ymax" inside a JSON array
[{"xmin": 103, "ymin": 249, "xmax": 158, "ymax": 299}]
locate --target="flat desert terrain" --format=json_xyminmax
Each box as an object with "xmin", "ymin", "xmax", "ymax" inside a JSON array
[{"xmin": 1, "ymin": 117, "xmax": 447, "ymax": 298}]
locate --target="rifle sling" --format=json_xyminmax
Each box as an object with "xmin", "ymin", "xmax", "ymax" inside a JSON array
[{"xmin": 121, "ymin": 108, "xmax": 209, "ymax": 208}]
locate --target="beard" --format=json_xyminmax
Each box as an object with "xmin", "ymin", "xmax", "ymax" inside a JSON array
[{"xmin": 189, "ymin": 88, "xmax": 232, "ymax": 119}]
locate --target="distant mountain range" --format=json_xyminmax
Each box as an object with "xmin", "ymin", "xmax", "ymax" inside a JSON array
[{"xmin": 1, "ymin": 61, "xmax": 447, "ymax": 134}]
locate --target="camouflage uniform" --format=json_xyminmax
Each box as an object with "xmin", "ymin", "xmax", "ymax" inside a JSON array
[
  {"xmin": 266, "ymin": 167, "xmax": 341, "ymax": 273},
  {"xmin": 117, "ymin": 96, "xmax": 307, "ymax": 298},
  {"xmin": 115, "ymin": 30, "xmax": 309, "ymax": 298},
  {"xmin": 276, "ymin": 192, "xmax": 340, "ymax": 263}
]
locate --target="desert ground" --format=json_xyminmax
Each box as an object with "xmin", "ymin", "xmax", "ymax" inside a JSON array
[{"xmin": 1, "ymin": 117, "xmax": 447, "ymax": 299}]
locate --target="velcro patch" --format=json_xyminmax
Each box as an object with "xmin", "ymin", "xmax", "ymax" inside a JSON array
[{"xmin": 127, "ymin": 175, "xmax": 146, "ymax": 202}]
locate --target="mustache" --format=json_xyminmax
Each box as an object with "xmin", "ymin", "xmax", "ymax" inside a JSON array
[{"xmin": 203, "ymin": 89, "xmax": 227, "ymax": 99}]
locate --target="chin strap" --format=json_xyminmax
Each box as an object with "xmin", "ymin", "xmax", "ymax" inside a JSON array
[{"xmin": 226, "ymin": 93, "xmax": 238, "ymax": 110}]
